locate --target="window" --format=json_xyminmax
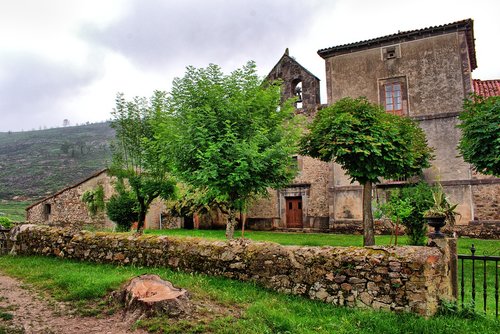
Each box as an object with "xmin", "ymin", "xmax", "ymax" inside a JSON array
[
  {"xmin": 384, "ymin": 83, "xmax": 403, "ymax": 114},
  {"xmin": 291, "ymin": 79, "xmax": 303, "ymax": 109},
  {"xmin": 379, "ymin": 77, "xmax": 408, "ymax": 116},
  {"xmin": 43, "ymin": 203, "xmax": 51, "ymax": 220}
]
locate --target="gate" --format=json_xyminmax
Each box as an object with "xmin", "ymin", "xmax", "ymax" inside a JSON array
[{"xmin": 458, "ymin": 244, "xmax": 499, "ymax": 318}]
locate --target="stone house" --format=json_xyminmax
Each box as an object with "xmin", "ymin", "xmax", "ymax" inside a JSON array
[
  {"xmin": 247, "ymin": 19, "xmax": 499, "ymax": 238},
  {"xmin": 25, "ymin": 169, "xmax": 170, "ymax": 230}
]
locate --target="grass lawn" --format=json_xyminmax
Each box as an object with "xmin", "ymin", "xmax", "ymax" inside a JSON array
[
  {"xmin": 144, "ymin": 228, "xmax": 498, "ymax": 253},
  {"xmin": 0, "ymin": 255, "xmax": 499, "ymax": 334},
  {"xmin": 0, "ymin": 201, "xmax": 29, "ymax": 222}
]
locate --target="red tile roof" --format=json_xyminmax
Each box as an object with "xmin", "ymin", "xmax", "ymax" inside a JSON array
[
  {"xmin": 318, "ymin": 19, "xmax": 477, "ymax": 71},
  {"xmin": 473, "ymin": 79, "xmax": 500, "ymax": 97}
]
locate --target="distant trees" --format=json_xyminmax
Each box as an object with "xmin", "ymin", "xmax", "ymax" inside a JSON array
[
  {"xmin": 458, "ymin": 95, "xmax": 500, "ymax": 177},
  {"xmin": 300, "ymin": 97, "xmax": 433, "ymax": 246}
]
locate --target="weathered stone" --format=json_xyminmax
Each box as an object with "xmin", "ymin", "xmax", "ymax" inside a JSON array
[
  {"xmin": 12, "ymin": 225, "xmax": 455, "ymax": 317},
  {"xmin": 359, "ymin": 292, "xmax": 373, "ymax": 306},
  {"xmin": 348, "ymin": 277, "xmax": 366, "ymax": 284},
  {"xmin": 334, "ymin": 275, "xmax": 346, "ymax": 283}
]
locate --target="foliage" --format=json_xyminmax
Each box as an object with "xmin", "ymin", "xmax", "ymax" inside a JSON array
[
  {"xmin": 375, "ymin": 183, "xmax": 434, "ymax": 246},
  {"xmin": 159, "ymin": 61, "xmax": 301, "ymax": 238},
  {"xmin": 0, "ymin": 217, "xmax": 13, "ymax": 229},
  {"xmin": 300, "ymin": 97, "xmax": 433, "ymax": 245},
  {"xmin": 106, "ymin": 183, "xmax": 138, "ymax": 231},
  {"xmin": 81, "ymin": 185, "xmax": 105, "ymax": 217},
  {"xmin": 458, "ymin": 95, "xmax": 500, "ymax": 177},
  {"xmin": 165, "ymin": 183, "xmax": 221, "ymax": 218},
  {"xmin": 423, "ymin": 184, "xmax": 460, "ymax": 228},
  {"xmin": 397, "ymin": 182, "xmax": 434, "ymax": 245},
  {"xmin": 110, "ymin": 91, "xmax": 177, "ymax": 231},
  {"xmin": 373, "ymin": 190, "xmax": 413, "ymax": 245}
]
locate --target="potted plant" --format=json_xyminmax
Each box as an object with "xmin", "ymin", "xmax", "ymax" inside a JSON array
[{"xmin": 423, "ymin": 184, "xmax": 459, "ymax": 238}]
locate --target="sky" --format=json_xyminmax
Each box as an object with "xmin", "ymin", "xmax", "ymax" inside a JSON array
[{"xmin": 1, "ymin": 0, "xmax": 499, "ymax": 132}]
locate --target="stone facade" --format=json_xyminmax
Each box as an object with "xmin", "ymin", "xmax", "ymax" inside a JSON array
[
  {"xmin": 317, "ymin": 19, "xmax": 499, "ymax": 236},
  {"xmin": 25, "ymin": 170, "xmax": 172, "ymax": 230},
  {"xmin": 247, "ymin": 20, "xmax": 499, "ymax": 237},
  {"xmin": 12, "ymin": 225, "xmax": 455, "ymax": 316}
]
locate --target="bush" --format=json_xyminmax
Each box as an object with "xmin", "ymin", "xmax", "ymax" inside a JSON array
[
  {"xmin": 106, "ymin": 191, "xmax": 138, "ymax": 231},
  {"xmin": 0, "ymin": 217, "xmax": 13, "ymax": 229},
  {"xmin": 382, "ymin": 182, "xmax": 433, "ymax": 245}
]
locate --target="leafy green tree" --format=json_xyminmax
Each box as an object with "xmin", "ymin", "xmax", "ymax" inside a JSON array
[
  {"xmin": 106, "ymin": 185, "xmax": 138, "ymax": 231},
  {"xmin": 300, "ymin": 97, "xmax": 433, "ymax": 246},
  {"xmin": 110, "ymin": 91, "xmax": 177, "ymax": 232},
  {"xmin": 458, "ymin": 95, "xmax": 500, "ymax": 177},
  {"xmin": 159, "ymin": 61, "xmax": 300, "ymax": 239}
]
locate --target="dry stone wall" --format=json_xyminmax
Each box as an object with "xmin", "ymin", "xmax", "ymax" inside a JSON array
[{"xmin": 13, "ymin": 226, "xmax": 453, "ymax": 316}]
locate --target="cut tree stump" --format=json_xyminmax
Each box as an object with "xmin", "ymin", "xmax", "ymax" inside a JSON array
[{"xmin": 113, "ymin": 274, "xmax": 191, "ymax": 319}]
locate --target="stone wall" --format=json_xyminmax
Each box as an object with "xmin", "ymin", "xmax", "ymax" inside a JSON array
[{"xmin": 12, "ymin": 225, "xmax": 454, "ymax": 316}]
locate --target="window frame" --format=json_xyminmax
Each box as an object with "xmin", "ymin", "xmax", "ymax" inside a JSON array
[{"xmin": 379, "ymin": 77, "xmax": 408, "ymax": 116}]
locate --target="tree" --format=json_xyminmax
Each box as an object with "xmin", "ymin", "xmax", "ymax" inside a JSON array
[
  {"xmin": 300, "ymin": 97, "xmax": 433, "ymax": 246},
  {"xmin": 159, "ymin": 61, "xmax": 300, "ymax": 239},
  {"xmin": 106, "ymin": 185, "xmax": 138, "ymax": 231},
  {"xmin": 458, "ymin": 95, "xmax": 500, "ymax": 177},
  {"xmin": 110, "ymin": 91, "xmax": 177, "ymax": 232}
]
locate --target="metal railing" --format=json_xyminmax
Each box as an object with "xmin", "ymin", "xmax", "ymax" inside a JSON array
[{"xmin": 458, "ymin": 244, "xmax": 499, "ymax": 318}]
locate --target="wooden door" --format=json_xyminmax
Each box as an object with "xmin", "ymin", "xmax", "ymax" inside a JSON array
[{"xmin": 286, "ymin": 197, "xmax": 303, "ymax": 228}]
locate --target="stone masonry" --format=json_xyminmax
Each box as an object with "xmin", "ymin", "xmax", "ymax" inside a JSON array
[{"xmin": 12, "ymin": 225, "xmax": 455, "ymax": 316}]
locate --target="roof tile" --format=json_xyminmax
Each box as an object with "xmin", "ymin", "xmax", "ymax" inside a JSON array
[{"xmin": 473, "ymin": 79, "xmax": 500, "ymax": 97}]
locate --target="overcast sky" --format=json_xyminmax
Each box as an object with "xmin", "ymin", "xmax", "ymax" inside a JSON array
[{"xmin": 1, "ymin": 0, "xmax": 499, "ymax": 132}]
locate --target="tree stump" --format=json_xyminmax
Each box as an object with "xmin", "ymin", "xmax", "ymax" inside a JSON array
[{"xmin": 113, "ymin": 274, "xmax": 190, "ymax": 319}]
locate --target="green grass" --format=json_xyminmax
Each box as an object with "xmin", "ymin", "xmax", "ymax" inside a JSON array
[
  {"xmin": 0, "ymin": 255, "xmax": 498, "ymax": 334},
  {"xmin": 144, "ymin": 229, "xmax": 499, "ymax": 251},
  {"xmin": 0, "ymin": 201, "xmax": 30, "ymax": 221}
]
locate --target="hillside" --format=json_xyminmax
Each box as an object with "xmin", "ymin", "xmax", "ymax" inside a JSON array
[{"xmin": 0, "ymin": 122, "xmax": 115, "ymax": 201}]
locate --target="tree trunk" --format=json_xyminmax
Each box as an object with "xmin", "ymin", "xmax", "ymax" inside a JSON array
[
  {"xmin": 240, "ymin": 211, "xmax": 245, "ymax": 238},
  {"xmin": 362, "ymin": 181, "xmax": 375, "ymax": 246},
  {"xmin": 225, "ymin": 209, "xmax": 237, "ymax": 239},
  {"xmin": 137, "ymin": 200, "xmax": 147, "ymax": 233}
]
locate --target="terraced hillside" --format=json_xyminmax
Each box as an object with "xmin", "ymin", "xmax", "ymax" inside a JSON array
[{"xmin": 0, "ymin": 122, "xmax": 114, "ymax": 201}]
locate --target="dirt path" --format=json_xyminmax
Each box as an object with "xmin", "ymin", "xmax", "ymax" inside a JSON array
[{"xmin": 0, "ymin": 273, "xmax": 148, "ymax": 334}]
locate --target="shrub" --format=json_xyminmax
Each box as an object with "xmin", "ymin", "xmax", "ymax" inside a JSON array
[
  {"xmin": 106, "ymin": 191, "xmax": 138, "ymax": 231},
  {"xmin": 380, "ymin": 182, "xmax": 433, "ymax": 245},
  {"xmin": 0, "ymin": 217, "xmax": 13, "ymax": 229},
  {"xmin": 398, "ymin": 182, "xmax": 434, "ymax": 245},
  {"xmin": 81, "ymin": 185, "xmax": 105, "ymax": 217}
]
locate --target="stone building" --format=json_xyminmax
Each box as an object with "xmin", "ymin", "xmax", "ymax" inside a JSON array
[
  {"xmin": 246, "ymin": 50, "xmax": 331, "ymax": 231},
  {"xmin": 247, "ymin": 19, "xmax": 499, "ymax": 237},
  {"xmin": 25, "ymin": 169, "xmax": 171, "ymax": 230}
]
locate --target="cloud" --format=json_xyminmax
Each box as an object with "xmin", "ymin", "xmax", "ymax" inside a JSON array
[
  {"xmin": 82, "ymin": 0, "xmax": 327, "ymax": 71},
  {"xmin": 0, "ymin": 52, "xmax": 102, "ymax": 131}
]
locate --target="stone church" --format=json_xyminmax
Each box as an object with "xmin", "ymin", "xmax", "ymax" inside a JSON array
[{"xmin": 246, "ymin": 19, "xmax": 499, "ymax": 238}]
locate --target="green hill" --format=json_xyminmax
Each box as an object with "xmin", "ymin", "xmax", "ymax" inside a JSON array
[{"xmin": 0, "ymin": 122, "xmax": 115, "ymax": 201}]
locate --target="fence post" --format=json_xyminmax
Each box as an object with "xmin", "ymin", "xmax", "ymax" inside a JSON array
[{"xmin": 428, "ymin": 236, "xmax": 458, "ymax": 300}]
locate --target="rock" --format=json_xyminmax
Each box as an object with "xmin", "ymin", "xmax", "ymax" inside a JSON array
[{"xmin": 113, "ymin": 274, "xmax": 190, "ymax": 319}]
